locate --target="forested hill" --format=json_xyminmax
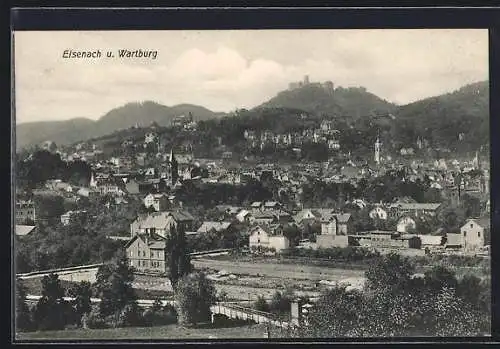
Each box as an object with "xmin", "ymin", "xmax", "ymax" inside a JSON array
[
  {"xmin": 16, "ymin": 81, "xmax": 489, "ymax": 157},
  {"xmin": 391, "ymin": 81, "xmax": 489, "ymax": 152},
  {"xmin": 16, "ymin": 101, "xmax": 224, "ymax": 150},
  {"xmin": 257, "ymin": 83, "xmax": 397, "ymax": 119}
]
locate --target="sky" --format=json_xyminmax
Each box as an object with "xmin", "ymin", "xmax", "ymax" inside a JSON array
[{"xmin": 14, "ymin": 29, "xmax": 488, "ymax": 124}]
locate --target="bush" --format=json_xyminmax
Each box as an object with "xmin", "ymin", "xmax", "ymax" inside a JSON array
[
  {"xmin": 143, "ymin": 303, "xmax": 178, "ymax": 327},
  {"xmin": 82, "ymin": 308, "xmax": 108, "ymax": 329},
  {"xmin": 115, "ymin": 303, "xmax": 142, "ymax": 328}
]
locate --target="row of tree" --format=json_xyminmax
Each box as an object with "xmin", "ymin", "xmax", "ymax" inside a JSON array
[
  {"xmin": 298, "ymin": 253, "xmax": 490, "ymax": 337},
  {"xmin": 16, "ymin": 150, "xmax": 92, "ymax": 189},
  {"xmin": 16, "ymin": 248, "xmax": 217, "ymax": 332}
]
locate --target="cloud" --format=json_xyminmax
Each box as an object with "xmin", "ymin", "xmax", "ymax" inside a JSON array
[{"xmin": 14, "ymin": 30, "xmax": 488, "ymax": 123}]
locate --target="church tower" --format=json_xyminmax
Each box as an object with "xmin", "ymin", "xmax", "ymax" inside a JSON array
[
  {"xmin": 374, "ymin": 134, "xmax": 381, "ymax": 165},
  {"xmin": 169, "ymin": 149, "xmax": 179, "ymax": 186},
  {"xmin": 89, "ymin": 172, "xmax": 97, "ymax": 188}
]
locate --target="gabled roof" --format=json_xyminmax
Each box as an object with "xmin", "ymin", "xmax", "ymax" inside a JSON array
[
  {"xmin": 134, "ymin": 210, "xmax": 194, "ymax": 229},
  {"xmin": 15, "ymin": 225, "xmax": 36, "ymax": 236},
  {"xmin": 169, "ymin": 210, "xmax": 195, "ymax": 222},
  {"xmin": 389, "ymin": 203, "xmax": 442, "ymax": 211},
  {"xmin": 464, "ymin": 217, "xmax": 490, "ymax": 230},
  {"xmin": 197, "ymin": 221, "xmax": 231, "ymax": 233},
  {"xmin": 249, "ymin": 224, "xmax": 286, "ymax": 237},
  {"xmin": 264, "ymin": 201, "xmax": 279, "ymax": 207},
  {"xmin": 236, "ymin": 209, "xmax": 250, "ymax": 219},
  {"xmin": 125, "ymin": 233, "xmax": 166, "ymax": 249}
]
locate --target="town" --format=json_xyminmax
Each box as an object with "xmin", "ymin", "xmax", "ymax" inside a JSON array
[{"xmin": 15, "ymin": 75, "xmax": 491, "ymax": 339}]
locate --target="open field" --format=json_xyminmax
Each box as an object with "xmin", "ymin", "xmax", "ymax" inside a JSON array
[
  {"xmin": 193, "ymin": 258, "xmax": 366, "ymax": 281},
  {"xmin": 134, "ymin": 273, "xmax": 320, "ymax": 301},
  {"xmin": 16, "ymin": 323, "xmax": 275, "ymax": 340}
]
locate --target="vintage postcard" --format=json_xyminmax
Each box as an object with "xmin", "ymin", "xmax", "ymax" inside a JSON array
[{"xmin": 13, "ymin": 29, "xmax": 490, "ymax": 340}]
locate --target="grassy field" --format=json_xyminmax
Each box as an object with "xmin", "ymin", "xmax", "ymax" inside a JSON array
[{"xmin": 16, "ymin": 323, "xmax": 274, "ymax": 341}]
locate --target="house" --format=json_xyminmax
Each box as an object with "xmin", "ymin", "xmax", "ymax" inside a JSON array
[
  {"xmin": 143, "ymin": 193, "xmax": 170, "ymax": 212},
  {"xmin": 196, "ymin": 221, "xmax": 232, "ymax": 234},
  {"xmin": 417, "ymin": 234, "xmax": 445, "ymax": 250},
  {"xmin": 461, "ymin": 217, "xmax": 490, "ymax": 252},
  {"xmin": 396, "ymin": 216, "xmax": 417, "ymax": 233},
  {"xmin": 61, "ymin": 210, "xmax": 87, "ymax": 226},
  {"xmin": 77, "ymin": 187, "xmax": 99, "ymax": 198},
  {"xmin": 15, "ymin": 200, "xmax": 36, "ymax": 224},
  {"xmin": 98, "ymin": 181, "xmax": 124, "ymax": 196},
  {"xmin": 369, "ymin": 206, "xmax": 388, "ymax": 220},
  {"xmin": 353, "ymin": 231, "xmax": 397, "ymax": 247},
  {"xmin": 388, "ymin": 203, "xmax": 441, "ymax": 218},
  {"xmin": 47, "ymin": 181, "xmax": 73, "ymax": 193},
  {"xmin": 294, "ymin": 209, "xmax": 353, "ymax": 235},
  {"xmin": 15, "ymin": 225, "xmax": 36, "ymax": 237},
  {"xmin": 248, "ymin": 225, "xmax": 290, "ymax": 253},
  {"xmin": 316, "ymin": 214, "xmax": 349, "ymax": 249},
  {"xmin": 130, "ymin": 210, "xmax": 195, "ymax": 239},
  {"xmin": 125, "ymin": 233, "xmax": 166, "ymax": 273}
]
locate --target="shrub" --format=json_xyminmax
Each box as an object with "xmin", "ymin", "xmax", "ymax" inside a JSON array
[
  {"xmin": 143, "ymin": 303, "xmax": 178, "ymax": 327},
  {"xmin": 82, "ymin": 308, "xmax": 108, "ymax": 329}
]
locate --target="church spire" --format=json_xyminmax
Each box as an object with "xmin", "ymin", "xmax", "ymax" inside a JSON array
[
  {"xmin": 89, "ymin": 171, "xmax": 97, "ymax": 188},
  {"xmin": 374, "ymin": 132, "xmax": 381, "ymax": 165},
  {"xmin": 169, "ymin": 148, "xmax": 179, "ymax": 186}
]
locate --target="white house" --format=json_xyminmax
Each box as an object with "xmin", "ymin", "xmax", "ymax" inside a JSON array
[
  {"xmin": 461, "ymin": 218, "xmax": 489, "ymax": 252},
  {"xmin": 143, "ymin": 193, "xmax": 169, "ymax": 212},
  {"xmin": 248, "ymin": 225, "xmax": 290, "ymax": 253},
  {"xmin": 396, "ymin": 216, "xmax": 416, "ymax": 233}
]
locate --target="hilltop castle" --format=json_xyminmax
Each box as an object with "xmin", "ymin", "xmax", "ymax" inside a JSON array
[{"xmin": 288, "ymin": 75, "xmax": 334, "ymax": 95}]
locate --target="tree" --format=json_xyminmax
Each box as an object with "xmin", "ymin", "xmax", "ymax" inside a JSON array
[
  {"xmin": 174, "ymin": 272, "xmax": 217, "ymax": 327},
  {"xmin": 94, "ymin": 250, "xmax": 137, "ymax": 318},
  {"xmin": 15, "ymin": 278, "xmax": 33, "ymax": 332},
  {"xmin": 304, "ymin": 286, "xmax": 365, "ymax": 337},
  {"xmin": 423, "ymin": 265, "xmax": 458, "ymax": 293},
  {"xmin": 254, "ymin": 296, "xmax": 270, "ymax": 312},
  {"xmin": 165, "ymin": 224, "xmax": 192, "ymax": 289},
  {"xmin": 460, "ymin": 193, "xmax": 482, "ymax": 218},
  {"xmin": 365, "ymin": 253, "xmax": 415, "ymax": 294},
  {"xmin": 33, "ymin": 273, "xmax": 69, "ymax": 331},
  {"xmin": 68, "ymin": 281, "xmax": 92, "ymax": 326},
  {"xmin": 269, "ymin": 290, "xmax": 293, "ymax": 316}
]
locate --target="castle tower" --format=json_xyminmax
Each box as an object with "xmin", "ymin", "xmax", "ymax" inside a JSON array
[
  {"xmin": 303, "ymin": 75, "xmax": 310, "ymax": 85},
  {"xmin": 169, "ymin": 149, "xmax": 179, "ymax": 186},
  {"xmin": 374, "ymin": 134, "xmax": 381, "ymax": 165}
]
